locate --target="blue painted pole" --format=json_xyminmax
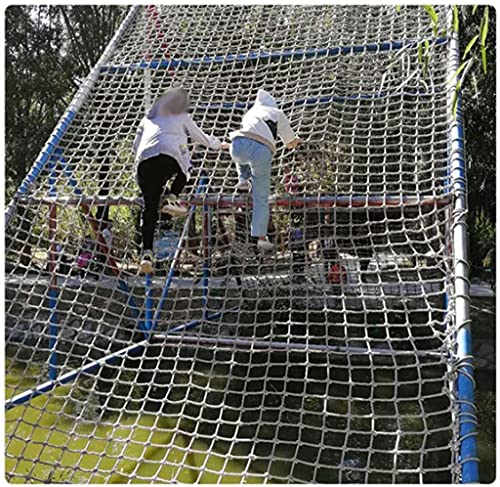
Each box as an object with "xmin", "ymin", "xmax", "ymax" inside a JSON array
[
  {"xmin": 57, "ymin": 155, "xmax": 83, "ymax": 196},
  {"xmin": 452, "ymin": 100, "xmax": 479, "ymax": 483},
  {"xmin": 116, "ymin": 280, "xmax": 148, "ymax": 335},
  {"xmin": 196, "ymin": 87, "xmax": 445, "ymax": 111},
  {"xmin": 48, "ymin": 159, "xmax": 58, "ymax": 197},
  {"xmin": 47, "ymin": 203, "xmax": 59, "ymax": 381},
  {"xmin": 5, "ymin": 338, "xmax": 149, "ymax": 411},
  {"xmin": 152, "ymin": 174, "xmax": 209, "ymax": 331},
  {"xmin": 145, "ymin": 273, "xmax": 154, "ymax": 331},
  {"xmin": 448, "ymin": 18, "xmax": 479, "ymax": 482},
  {"xmin": 100, "ymin": 36, "xmax": 448, "ymax": 73}
]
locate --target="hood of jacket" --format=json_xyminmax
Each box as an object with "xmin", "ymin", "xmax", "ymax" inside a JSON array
[{"xmin": 255, "ymin": 89, "xmax": 278, "ymax": 108}]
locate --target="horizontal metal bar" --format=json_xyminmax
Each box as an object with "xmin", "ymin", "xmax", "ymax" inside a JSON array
[
  {"xmin": 16, "ymin": 193, "xmax": 451, "ymax": 209},
  {"xmin": 100, "ymin": 37, "xmax": 448, "ymax": 73},
  {"xmin": 198, "ymin": 88, "xmax": 445, "ymax": 111},
  {"xmin": 190, "ymin": 193, "xmax": 451, "ymax": 209},
  {"xmin": 151, "ymin": 333, "xmax": 445, "ymax": 358}
]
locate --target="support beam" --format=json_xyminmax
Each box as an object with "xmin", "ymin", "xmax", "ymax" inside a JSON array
[
  {"xmin": 152, "ymin": 174, "xmax": 210, "ymax": 331},
  {"xmin": 16, "ymin": 193, "xmax": 452, "ymax": 209},
  {"xmin": 197, "ymin": 88, "xmax": 445, "ymax": 111},
  {"xmin": 47, "ymin": 204, "xmax": 58, "ymax": 381},
  {"xmin": 100, "ymin": 36, "xmax": 448, "ymax": 73},
  {"xmin": 448, "ymin": 19, "xmax": 479, "ymax": 483},
  {"xmin": 150, "ymin": 332, "xmax": 445, "ymax": 358}
]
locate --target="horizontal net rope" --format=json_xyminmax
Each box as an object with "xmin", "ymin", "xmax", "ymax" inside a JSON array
[{"xmin": 5, "ymin": 5, "xmax": 476, "ymax": 484}]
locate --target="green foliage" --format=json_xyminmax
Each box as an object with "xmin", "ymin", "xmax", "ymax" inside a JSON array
[
  {"xmin": 423, "ymin": 6, "xmax": 439, "ymax": 34},
  {"xmin": 479, "ymin": 7, "xmax": 489, "ymax": 73},
  {"xmin": 426, "ymin": 6, "xmax": 496, "ymax": 276},
  {"xmin": 456, "ymin": 7, "xmax": 496, "ymax": 277},
  {"xmin": 453, "ymin": 6, "xmax": 460, "ymax": 32},
  {"xmin": 5, "ymin": 6, "xmax": 126, "ymax": 202},
  {"xmin": 463, "ymin": 34, "xmax": 479, "ymax": 60},
  {"xmin": 469, "ymin": 210, "xmax": 496, "ymax": 274}
]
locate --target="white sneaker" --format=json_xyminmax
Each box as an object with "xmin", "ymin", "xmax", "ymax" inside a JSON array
[
  {"xmin": 257, "ymin": 237, "xmax": 274, "ymax": 252},
  {"xmin": 140, "ymin": 250, "xmax": 154, "ymax": 274},
  {"xmin": 161, "ymin": 195, "xmax": 188, "ymax": 217},
  {"xmin": 236, "ymin": 180, "xmax": 252, "ymax": 192}
]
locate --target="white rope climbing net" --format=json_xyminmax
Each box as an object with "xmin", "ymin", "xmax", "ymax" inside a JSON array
[{"xmin": 5, "ymin": 5, "xmax": 477, "ymax": 484}]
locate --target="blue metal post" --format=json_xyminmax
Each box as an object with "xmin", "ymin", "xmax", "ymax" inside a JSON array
[
  {"xmin": 48, "ymin": 159, "xmax": 58, "ymax": 196},
  {"xmin": 101, "ymin": 37, "xmax": 448, "ymax": 73},
  {"xmin": 152, "ymin": 174, "xmax": 209, "ymax": 331},
  {"xmin": 448, "ymin": 18, "xmax": 479, "ymax": 482},
  {"xmin": 47, "ymin": 203, "xmax": 59, "ymax": 381},
  {"xmin": 5, "ymin": 338, "xmax": 149, "ymax": 411},
  {"xmin": 145, "ymin": 273, "xmax": 154, "ymax": 331},
  {"xmin": 452, "ymin": 98, "xmax": 479, "ymax": 484}
]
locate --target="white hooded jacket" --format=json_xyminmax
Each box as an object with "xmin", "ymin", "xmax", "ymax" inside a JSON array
[{"xmin": 230, "ymin": 89, "xmax": 296, "ymax": 154}]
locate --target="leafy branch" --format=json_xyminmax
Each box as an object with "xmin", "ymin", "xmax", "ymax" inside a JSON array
[{"xmin": 447, "ymin": 6, "xmax": 490, "ymax": 115}]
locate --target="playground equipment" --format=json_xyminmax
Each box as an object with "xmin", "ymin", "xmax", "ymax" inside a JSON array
[{"xmin": 5, "ymin": 5, "xmax": 478, "ymax": 483}]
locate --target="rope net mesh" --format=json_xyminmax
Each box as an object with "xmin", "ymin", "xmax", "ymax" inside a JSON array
[{"xmin": 5, "ymin": 5, "xmax": 468, "ymax": 484}]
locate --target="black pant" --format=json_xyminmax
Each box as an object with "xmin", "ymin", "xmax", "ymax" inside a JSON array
[{"xmin": 138, "ymin": 154, "xmax": 187, "ymax": 251}]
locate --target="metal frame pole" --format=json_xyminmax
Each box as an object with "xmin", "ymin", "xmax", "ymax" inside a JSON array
[
  {"xmin": 145, "ymin": 274, "xmax": 154, "ymax": 330},
  {"xmin": 152, "ymin": 174, "xmax": 209, "ymax": 330},
  {"xmin": 5, "ymin": 338, "xmax": 149, "ymax": 411},
  {"xmin": 47, "ymin": 204, "xmax": 58, "ymax": 381},
  {"xmin": 447, "ymin": 12, "xmax": 479, "ymax": 483}
]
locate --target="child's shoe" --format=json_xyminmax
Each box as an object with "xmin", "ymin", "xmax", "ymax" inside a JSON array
[
  {"xmin": 161, "ymin": 195, "xmax": 188, "ymax": 217},
  {"xmin": 236, "ymin": 179, "xmax": 252, "ymax": 192},
  {"xmin": 140, "ymin": 250, "xmax": 154, "ymax": 274},
  {"xmin": 257, "ymin": 237, "xmax": 274, "ymax": 252}
]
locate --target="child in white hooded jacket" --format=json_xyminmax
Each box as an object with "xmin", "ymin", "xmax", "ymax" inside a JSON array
[{"xmin": 229, "ymin": 89, "xmax": 302, "ymax": 251}]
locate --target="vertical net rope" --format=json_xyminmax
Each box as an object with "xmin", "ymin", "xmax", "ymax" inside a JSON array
[{"xmin": 5, "ymin": 5, "xmax": 477, "ymax": 484}]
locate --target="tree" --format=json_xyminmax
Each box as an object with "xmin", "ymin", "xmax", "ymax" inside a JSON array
[
  {"xmin": 5, "ymin": 6, "xmax": 125, "ymax": 200},
  {"xmin": 456, "ymin": 7, "xmax": 496, "ymax": 274}
]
